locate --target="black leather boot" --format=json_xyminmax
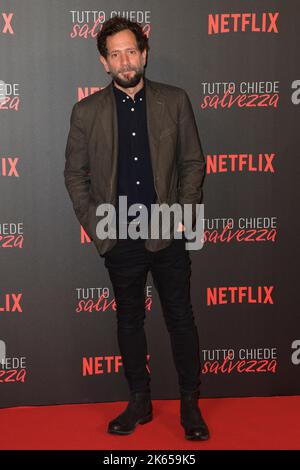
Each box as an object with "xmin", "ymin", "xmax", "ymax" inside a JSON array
[
  {"xmin": 107, "ymin": 391, "xmax": 153, "ymax": 435},
  {"xmin": 180, "ymin": 390, "xmax": 210, "ymax": 441}
]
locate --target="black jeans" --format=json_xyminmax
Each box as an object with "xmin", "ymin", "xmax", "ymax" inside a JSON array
[{"xmin": 104, "ymin": 235, "xmax": 201, "ymax": 394}]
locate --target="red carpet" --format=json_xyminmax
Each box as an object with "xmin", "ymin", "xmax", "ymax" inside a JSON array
[{"xmin": 0, "ymin": 396, "xmax": 299, "ymax": 450}]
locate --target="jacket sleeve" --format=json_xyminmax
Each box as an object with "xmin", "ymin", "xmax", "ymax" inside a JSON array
[
  {"xmin": 64, "ymin": 102, "xmax": 93, "ymax": 239},
  {"xmin": 177, "ymin": 90, "xmax": 206, "ymax": 229}
]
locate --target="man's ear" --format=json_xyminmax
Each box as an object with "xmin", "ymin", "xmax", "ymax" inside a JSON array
[
  {"xmin": 99, "ymin": 54, "xmax": 109, "ymax": 73},
  {"xmin": 142, "ymin": 49, "xmax": 147, "ymax": 66}
]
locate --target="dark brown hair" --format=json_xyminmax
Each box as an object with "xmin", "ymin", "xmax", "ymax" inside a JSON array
[{"xmin": 96, "ymin": 16, "xmax": 149, "ymax": 58}]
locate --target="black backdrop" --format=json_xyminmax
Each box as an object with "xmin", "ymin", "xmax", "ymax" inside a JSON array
[{"xmin": 1, "ymin": 0, "xmax": 299, "ymax": 408}]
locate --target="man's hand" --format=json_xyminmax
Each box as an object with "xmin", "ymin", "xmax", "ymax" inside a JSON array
[{"xmin": 176, "ymin": 222, "xmax": 186, "ymax": 232}]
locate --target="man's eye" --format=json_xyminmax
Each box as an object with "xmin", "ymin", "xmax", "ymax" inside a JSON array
[{"xmin": 129, "ymin": 50, "xmax": 136, "ymax": 54}]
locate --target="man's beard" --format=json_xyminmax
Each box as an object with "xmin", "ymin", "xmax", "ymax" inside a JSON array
[{"xmin": 110, "ymin": 66, "xmax": 145, "ymax": 88}]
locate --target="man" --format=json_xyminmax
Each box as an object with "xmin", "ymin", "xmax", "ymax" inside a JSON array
[{"xmin": 64, "ymin": 16, "xmax": 209, "ymax": 441}]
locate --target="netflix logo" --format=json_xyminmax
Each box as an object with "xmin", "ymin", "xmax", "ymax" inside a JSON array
[
  {"xmin": 207, "ymin": 285, "xmax": 274, "ymax": 306},
  {"xmin": 77, "ymin": 86, "xmax": 104, "ymax": 102},
  {"xmin": 83, "ymin": 354, "xmax": 150, "ymax": 376},
  {"xmin": 1, "ymin": 156, "xmax": 20, "ymax": 177},
  {"xmin": 1, "ymin": 12, "xmax": 14, "ymax": 34},
  {"xmin": 80, "ymin": 225, "xmax": 92, "ymax": 244},
  {"xmin": 208, "ymin": 12, "xmax": 279, "ymax": 35},
  {"xmin": 206, "ymin": 152, "xmax": 275, "ymax": 174},
  {"xmin": 0, "ymin": 293, "xmax": 23, "ymax": 313},
  {"xmin": 75, "ymin": 285, "xmax": 153, "ymax": 314}
]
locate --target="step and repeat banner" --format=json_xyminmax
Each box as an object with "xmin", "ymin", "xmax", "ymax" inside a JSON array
[{"xmin": 1, "ymin": 0, "xmax": 299, "ymax": 408}]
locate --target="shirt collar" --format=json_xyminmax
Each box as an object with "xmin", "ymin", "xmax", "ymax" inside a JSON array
[{"xmin": 112, "ymin": 79, "xmax": 145, "ymax": 102}]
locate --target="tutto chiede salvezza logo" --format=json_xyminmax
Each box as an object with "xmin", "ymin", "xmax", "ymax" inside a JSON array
[
  {"xmin": 74, "ymin": 285, "xmax": 153, "ymax": 314},
  {"xmin": 69, "ymin": 10, "xmax": 151, "ymax": 39},
  {"xmin": 92, "ymin": 197, "xmax": 205, "ymax": 250},
  {"xmin": 0, "ymin": 340, "xmax": 27, "ymax": 383},
  {"xmin": 201, "ymin": 347, "xmax": 278, "ymax": 374},
  {"xmin": 0, "ymin": 221, "xmax": 24, "ymax": 249},
  {"xmin": 200, "ymin": 81, "xmax": 279, "ymax": 109},
  {"xmin": 0, "ymin": 80, "xmax": 20, "ymax": 110},
  {"xmin": 203, "ymin": 216, "xmax": 277, "ymax": 243}
]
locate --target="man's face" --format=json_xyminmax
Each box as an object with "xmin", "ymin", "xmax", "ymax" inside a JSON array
[{"xmin": 99, "ymin": 29, "xmax": 147, "ymax": 88}]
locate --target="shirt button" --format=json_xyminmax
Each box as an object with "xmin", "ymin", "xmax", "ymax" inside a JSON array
[
  {"xmin": 126, "ymin": 96, "xmax": 129, "ymax": 99},
  {"xmin": 131, "ymin": 108, "xmax": 135, "ymax": 111},
  {"xmin": 139, "ymin": 98, "xmax": 143, "ymax": 101},
  {"xmin": 122, "ymin": 99, "xmax": 126, "ymax": 102},
  {"xmin": 134, "ymin": 157, "xmax": 138, "ymax": 161},
  {"xmin": 136, "ymin": 181, "xmax": 140, "ymax": 185},
  {"xmin": 132, "ymin": 132, "xmax": 136, "ymax": 136}
]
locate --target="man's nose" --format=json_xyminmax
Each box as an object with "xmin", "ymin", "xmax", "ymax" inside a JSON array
[{"xmin": 120, "ymin": 53, "xmax": 130, "ymax": 66}]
